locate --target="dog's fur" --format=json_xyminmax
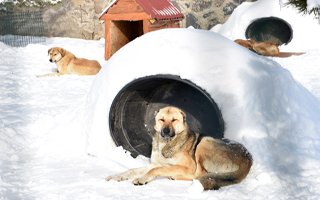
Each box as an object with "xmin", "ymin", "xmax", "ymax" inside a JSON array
[
  {"xmin": 39, "ymin": 47, "xmax": 101, "ymax": 77},
  {"xmin": 106, "ymin": 106, "xmax": 253, "ymax": 190},
  {"xmin": 234, "ymin": 39, "xmax": 280, "ymax": 57}
]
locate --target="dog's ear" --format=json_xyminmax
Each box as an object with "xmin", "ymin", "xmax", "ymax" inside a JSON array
[
  {"xmin": 48, "ymin": 48, "xmax": 53, "ymax": 55},
  {"xmin": 180, "ymin": 111, "xmax": 186, "ymax": 122},
  {"xmin": 154, "ymin": 110, "xmax": 159, "ymax": 117},
  {"xmin": 58, "ymin": 48, "xmax": 66, "ymax": 57}
]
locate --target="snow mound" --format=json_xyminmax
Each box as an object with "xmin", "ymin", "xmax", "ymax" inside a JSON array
[
  {"xmin": 86, "ymin": 27, "xmax": 320, "ymax": 154},
  {"xmin": 213, "ymin": 0, "xmax": 320, "ymax": 51},
  {"xmin": 84, "ymin": 28, "xmax": 320, "ymax": 197}
]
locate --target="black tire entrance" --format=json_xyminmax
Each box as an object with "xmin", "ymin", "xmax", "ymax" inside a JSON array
[
  {"xmin": 109, "ymin": 75, "xmax": 225, "ymax": 157},
  {"xmin": 245, "ymin": 16, "xmax": 293, "ymax": 45}
]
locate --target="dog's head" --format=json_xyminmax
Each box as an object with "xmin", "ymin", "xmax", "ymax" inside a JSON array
[
  {"xmin": 234, "ymin": 39, "xmax": 254, "ymax": 49},
  {"xmin": 154, "ymin": 106, "xmax": 187, "ymax": 140},
  {"xmin": 48, "ymin": 47, "xmax": 66, "ymax": 63}
]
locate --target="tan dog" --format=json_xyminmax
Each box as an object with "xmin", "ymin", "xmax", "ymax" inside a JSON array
[
  {"xmin": 39, "ymin": 47, "xmax": 101, "ymax": 77},
  {"xmin": 234, "ymin": 39, "xmax": 254, "ymax": 50},
  {"xmin": 106, "ymin": 106, "xmax": 253, "ymax": 190},
  {"xmin": 235, "ymin": 39, "xmax": 280, "ymax": 57}
]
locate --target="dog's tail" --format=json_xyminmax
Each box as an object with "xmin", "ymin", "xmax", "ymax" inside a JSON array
[
  {"xmin": 197, "ymin": 155, "xmax": 253, "ymax": 190},
  {"xmin": 197, "ymin": 171, "xmax": 241, "ymax": 190}
]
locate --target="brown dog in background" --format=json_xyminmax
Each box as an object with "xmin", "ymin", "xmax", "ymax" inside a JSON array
[
  {"xmin": 38, "ymin": 47, "xmax": 101, "ymax": 77},
  {"xmin": 106, "ymin": 106, "xmax": 253, "ymax": 190},
  {"xmin": 235, "ymin": 39, "xmax": 280, "ymax": 57}
]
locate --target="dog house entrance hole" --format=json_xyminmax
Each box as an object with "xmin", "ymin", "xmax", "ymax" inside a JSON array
[
  {"xmin": 110, "ymin": 20, "xmax": 144, "ymax": 56},
  {"xmin": 245, "ymin": 17, "xmax": 293, "ymax": 45},
  {"xmin": 109, "ymin": 75, "xmax": 225, "ymax": 158}
]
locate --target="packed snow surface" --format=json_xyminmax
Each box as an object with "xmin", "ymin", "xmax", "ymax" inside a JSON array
[{"xmin": 1, "ymin": 0, "xmax": 320, "ymax": 199}]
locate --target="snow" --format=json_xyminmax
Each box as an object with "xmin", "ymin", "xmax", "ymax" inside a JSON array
[
  {"xmin": 1, "ymin": 0, "xmax": 320, "ymax": 199},
  {"xmin": 307, "ymin": 0, "xmax": 320, "ymax": 10},
  {"xmin": 212, "ymin": 0, "xmax": 320, "ymax": 51}
]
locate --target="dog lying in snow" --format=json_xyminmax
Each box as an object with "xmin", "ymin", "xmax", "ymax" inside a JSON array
[
  {"xmin": 234, "ymin": 39, "xmax": 280, "ymax": 57},
  {"xmin": 38, "ymin": 47, "xmax": 101, "ymax": 77},
  {"xmin": 106, "ymin": 106, "xmax": 253, "ymax": 190}
]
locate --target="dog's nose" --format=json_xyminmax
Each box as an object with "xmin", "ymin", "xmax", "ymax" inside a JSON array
[
  {"xmin": 161, "ymin": 127, "xmax": 175, "ymax": 138},
  {"xmin": 163, "ymin": 127, "xmax": 170, "ymax": 134},
  {"xmin": 49, "ymin": 59, "xmax": 53, "ymax": 62}
]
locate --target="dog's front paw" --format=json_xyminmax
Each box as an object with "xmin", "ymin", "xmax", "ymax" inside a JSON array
[
  {"xmin": 132, "ymin": 176, "xmax": 150, "ymax": 185},
  {"xmin": 105, "ymin": 175, "xmax": 129, "ymax": 182}
]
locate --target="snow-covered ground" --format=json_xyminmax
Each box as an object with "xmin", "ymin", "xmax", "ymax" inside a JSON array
[{"xmin": 1, "ymin": 0, "xmax": 320, "ymax": 199}]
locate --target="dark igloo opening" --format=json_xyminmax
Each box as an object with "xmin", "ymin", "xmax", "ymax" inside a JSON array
[
  {"xmin": 109, "ymin": 75, "xmax": 225, "ymax": 158},
  {"xmin": 245, "ymin": 16, "xmax": 293, "ymax": 45}
]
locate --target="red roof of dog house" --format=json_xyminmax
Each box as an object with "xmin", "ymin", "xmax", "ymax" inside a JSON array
[{"xmin": 99, "ymin": 0, "xmax": 184, "ymax": 20}]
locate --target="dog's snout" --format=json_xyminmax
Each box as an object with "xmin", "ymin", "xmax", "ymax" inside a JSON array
[
  {"xmin": 49, "ymin": 59, "xmax": 53, "ymax": 63},
  {"xmin": 163, "ymin": 127, "xmax": 170, "ymax": 134},
  {"xmin": 161, "ymin": 127, "xmax": 175, "ymax": 138}
]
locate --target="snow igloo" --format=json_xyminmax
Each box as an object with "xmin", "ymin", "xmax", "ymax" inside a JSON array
[{"xmin": 85, "ymin": 28, "xmax": 313, "ymax": 158}]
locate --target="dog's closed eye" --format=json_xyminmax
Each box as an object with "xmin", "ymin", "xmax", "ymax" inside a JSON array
[{"xmin": 171, "ymin": 119, "xmax": 177, "ymax": 122}]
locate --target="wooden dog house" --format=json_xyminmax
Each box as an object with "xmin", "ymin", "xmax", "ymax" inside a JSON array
[{"xmin": 99, "ymin": 0, "xmax": 184, "ymax": 60}]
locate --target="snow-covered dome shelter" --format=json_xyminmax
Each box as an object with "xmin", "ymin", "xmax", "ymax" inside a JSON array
[{"xmin": 85, "ymin": 28, "xmax": 320, "ymax": 159}]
